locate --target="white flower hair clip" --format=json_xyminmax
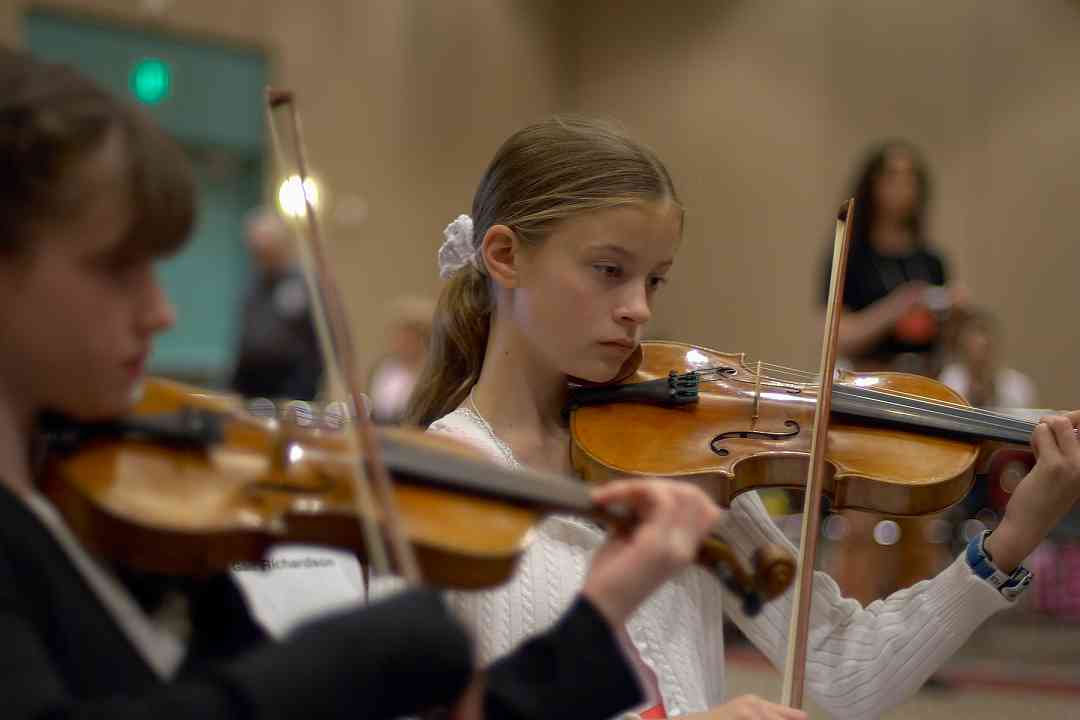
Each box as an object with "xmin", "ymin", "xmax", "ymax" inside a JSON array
[{"xmin": 438, "ymin": 214, "xmax": 480, "ymax": 279}]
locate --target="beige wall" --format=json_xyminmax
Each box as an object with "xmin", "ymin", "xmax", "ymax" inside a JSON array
[
  {"xmin": 4, "ymin": 1, "xmax": 1079, "ymax": 408},
  {"xmin": 568, "ymin": 1, "xmax": 1080, "ymax": 409}
]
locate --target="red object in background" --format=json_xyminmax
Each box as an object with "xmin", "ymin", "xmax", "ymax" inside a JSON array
[
  {"xmin": 986, "ymin": 448, "xmax": 1036, "ymax": 513},
  {"xmin": 894, "ymin": 305, "xmax": 938, "ymax": 344}
]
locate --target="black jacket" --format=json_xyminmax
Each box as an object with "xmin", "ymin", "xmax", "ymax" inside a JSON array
[{"xmin": 0, "ymin": 483, "xmax": 641, "ymax": 719}]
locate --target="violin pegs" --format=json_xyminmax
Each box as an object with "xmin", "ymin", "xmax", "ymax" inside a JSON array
[
  {"xmin": 281, "ymin": 400, "xmax": 315, "ymax": 428},
  {"xmin": 322, "ymin": 400, "xmax": 350, "ymax": 431},
  {"xmin": 246, "ymin": 397, "xmax": 277, "ymax": 419}
]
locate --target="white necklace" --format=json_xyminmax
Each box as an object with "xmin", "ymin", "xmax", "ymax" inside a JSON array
[{"xmin": 465, "ymin": 389, "xmax": 520, "ymax": 469}]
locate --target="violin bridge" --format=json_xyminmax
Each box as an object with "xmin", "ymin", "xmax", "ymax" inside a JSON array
[{"xmin": 752, "ymin": 360, "xmax": 762, "ymax": 425}]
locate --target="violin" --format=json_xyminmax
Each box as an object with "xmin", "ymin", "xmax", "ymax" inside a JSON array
[
  {"xmin": 39, "ymin": 376, "xmax": 795, "ymax": 615},
  {"xmin": 569, "ymin": 340, "xmax": 1044, "ymax": 516}
]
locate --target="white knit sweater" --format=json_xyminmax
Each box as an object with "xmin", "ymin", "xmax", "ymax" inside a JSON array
[
  {"xmin": 229, "ymin": 406, "xmax": 1015, "ymax": 718},
  {"xmin": 429, "ymin": 408, "xmax": 1013, "ymax": 719}
]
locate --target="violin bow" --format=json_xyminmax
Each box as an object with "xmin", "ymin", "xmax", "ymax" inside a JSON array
[
  {"xmin": 779, "ymin": 199, "xmax": 854, "ymax": 707},
  {"xmin": 264, "ymin": 88, "xmax": 421, "ymax": 585}
]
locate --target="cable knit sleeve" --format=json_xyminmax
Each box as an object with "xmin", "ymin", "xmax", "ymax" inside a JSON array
[
  {"xmin": 427, "ymin": 412, "xmax": 600, "ymax": 665},
  {"xmin": 720, "ymin": 492, "xmax": 1011, "ymax": 719}
]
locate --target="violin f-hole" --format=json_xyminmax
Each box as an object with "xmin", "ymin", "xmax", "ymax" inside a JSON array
[{"xmin": 710, "ymin": 420, "xmax": 801, "ymax": 457}]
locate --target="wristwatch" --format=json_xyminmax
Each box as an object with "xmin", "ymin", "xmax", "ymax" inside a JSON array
[{"xmin": 965, "ymin": 529, "xmax": 1033, "ymax": 601}]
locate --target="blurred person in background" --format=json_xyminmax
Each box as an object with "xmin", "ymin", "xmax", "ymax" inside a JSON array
[
  {"xmin": 229, "ymin": 207, "xmax": 323, "ymax": 401},
  {"xmin": 821, "ymin": 140, "xmax": 964, "ymax": 608},
  {"xmin": 367, "ymin": 296, "xmax": 434, "ymax": 424},
  {"xmin": 940, "ymin": 306, "xmax": 1036, "ymax": 521},
  {"xmin": 940, "ymin": 307, "xmax": 1036, "ymax": 411},
  {"xmin": 825, "ymin": 139, "xmax": 965, "ymax": 377}
]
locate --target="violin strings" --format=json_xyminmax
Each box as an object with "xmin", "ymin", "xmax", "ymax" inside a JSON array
[
  {"xmin": 839, "ymin": 386, "xmax": 1036, "ymax": 429},
  {"xmin": 739, "ymin": 357, "xmax": 1041, "ymax": 430},
  {"xmin": 694, "ymin": 356, "xmax": 1037, "ymax": 433},
  {"xmin": 689, "ymin": 362, "xmax": 1038, "ymax": 439},
  {"xmin": 745, "ymin": 358, "xmax": 820, "ymax": 380},
  {"xmin": 835, "ymin": 387, "xmax": 1036, "ymax": 437},
  {"xmin": 743, "ymin": 358, "xmax": 1041, "ymax": 429},
  {"xmin": 833, "ymin": 383, "xmax": 1038, "ymax": 432}
]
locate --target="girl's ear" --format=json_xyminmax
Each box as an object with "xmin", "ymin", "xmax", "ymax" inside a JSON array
[{"xmin": 481, "ymin": 224, "xmax": 521, "ymax": 289}]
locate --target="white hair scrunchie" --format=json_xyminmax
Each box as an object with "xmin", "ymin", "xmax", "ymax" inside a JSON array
[{"xmin": 438, "ymin": 214, "xmax": 481, "ymax": 279}]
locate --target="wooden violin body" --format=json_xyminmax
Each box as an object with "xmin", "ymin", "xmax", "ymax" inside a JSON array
[
  {"xmin": 42, "ymin": 377, "xmax": 794, "ymax": 609},
  {"xmin": 43, "ymin": 378, "xmax": 539, "ymax": 588},
  {"xmin": 571, "ymin": 341, "xmax": 1003, "ymax": 517}
]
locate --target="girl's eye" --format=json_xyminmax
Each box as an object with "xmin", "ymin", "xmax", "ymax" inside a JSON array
[
  {"xmin": 648, "ymin": 275, "xmax": 668, "ymax": 291},
  {"xmin": 593, "ymin": 264, "xmax": 621, "ymax": 279}
]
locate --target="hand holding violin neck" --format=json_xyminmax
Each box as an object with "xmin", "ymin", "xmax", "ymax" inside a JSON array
[{"xmin": 593, "ymin": 501, "xmax": 792, "ymax": 618}]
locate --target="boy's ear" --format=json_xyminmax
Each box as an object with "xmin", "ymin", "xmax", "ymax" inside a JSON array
[{"xmin": 481, "ymin": 224, "xmax": 521, "ymax": 289}]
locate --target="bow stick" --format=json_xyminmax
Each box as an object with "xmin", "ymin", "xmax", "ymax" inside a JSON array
[
  {"xmin": 780, "ymin": 199, "xmax": 855, "ymax": 706},
  {"xmin": 264, "ymin": 87, "xmax": 421, "ymax": 585}
]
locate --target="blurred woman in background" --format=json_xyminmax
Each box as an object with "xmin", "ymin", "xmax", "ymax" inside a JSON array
[{"xmin": 822, "ymin": 140, "xmax": 965, "ymax": 606}]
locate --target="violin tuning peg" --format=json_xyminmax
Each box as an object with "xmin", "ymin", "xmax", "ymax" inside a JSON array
[
  {"xmin": 281, "ymin": 400, "xmax": 315, "ymax": 428},
  {"xmin": 247, "ymin": 397, "xmax": 277, "ymax": 419},
  {"xmin": 322, "ymin": 400, "xmax": 350, "ymax": 430}
]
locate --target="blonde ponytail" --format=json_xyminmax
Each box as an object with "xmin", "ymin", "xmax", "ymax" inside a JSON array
[
  {"xmin": 406, "ymin": 264, "xmax": 491, "ymax": 426},
  {"xmin": 406, "ymin": 116, "xmax": 679, "ymax": 427}
]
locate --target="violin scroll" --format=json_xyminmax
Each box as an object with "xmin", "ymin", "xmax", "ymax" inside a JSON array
[{"xmin": 698, "ymin": 537, "xmax": 795, "ymax": 615}]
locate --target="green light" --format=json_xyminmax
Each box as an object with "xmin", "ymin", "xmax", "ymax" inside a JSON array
[{"xmin": 130, "ymin": 58, "xmax": 170, "ymax": 105}]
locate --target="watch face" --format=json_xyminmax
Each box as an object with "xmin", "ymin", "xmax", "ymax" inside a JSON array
[{"xmin": 1001, "ymin": 571, "xmax": 1033, "ymax": 601}]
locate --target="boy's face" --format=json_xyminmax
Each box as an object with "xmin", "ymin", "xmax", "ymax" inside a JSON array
[{"xmin": 0, "ymin": 128, "xmax": 176, "ymax": 419}]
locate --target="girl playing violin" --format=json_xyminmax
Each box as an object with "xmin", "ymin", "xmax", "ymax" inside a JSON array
[
  {"xmin": 407, "ymin": 116, "xmax": 1080, "ymax": 719},
  {"xmin": 0, "ymin": 49, "xmax": 726, "ymax": 720}
]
